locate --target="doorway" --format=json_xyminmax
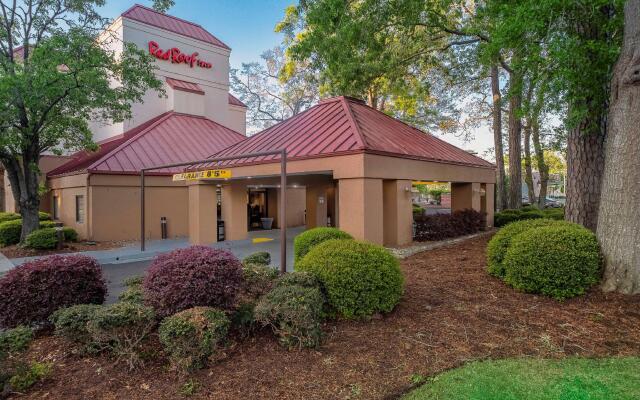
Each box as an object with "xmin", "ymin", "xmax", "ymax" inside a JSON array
[{"xmin": 247, "ymin": 189, "xmax": 268, "ymax": 230}]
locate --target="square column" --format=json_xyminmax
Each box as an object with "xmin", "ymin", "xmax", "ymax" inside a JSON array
[
  {"xmin": 451, "ymin": 182, "xmax": 481, "ymax": 212},
  {"xmin": 483, "ymin": 183, "xmax": 495, "ymax": 228},
  {"xmin": 383, "ymin": 179, "xmax": 413, "ymax": 246},
  {"xmin": 188, "ymin": 184, "xmax": 217, "ymax": 245},
  {"xmin": 221, "ymin": 183, "xmax": 248, "ymax": 241},
  {"xmin": 337, "ymin": 178, "xmax": 384, "ymax": 245}
]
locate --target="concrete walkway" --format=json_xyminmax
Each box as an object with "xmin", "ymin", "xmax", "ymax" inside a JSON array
[{"xmin": 4, "ymin": 226, "xmax": 304, "ymax": 272}]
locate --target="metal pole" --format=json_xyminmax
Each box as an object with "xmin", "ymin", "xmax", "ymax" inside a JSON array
[
  {"xmin": 280, "ymin": 149, "xmax": 287, "ymax": 274},
  {"xmin": 140, "ymin": 170, "xmax": 145, "ymax": 251}
]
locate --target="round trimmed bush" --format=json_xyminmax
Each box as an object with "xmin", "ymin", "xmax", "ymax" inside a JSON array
[
  {"xmin": 296, "ymin": 239, "xmax": 403, "ymax": 319},
  {"xmin": 0, "ymin": 219, "xmax": 22, "ymax": 246},
  {"xmin": 542, "ymin": 208, "xmax": 565, "ymax": 220},
  {"xmin": 487, "ymin": 219, "xmax": 565, "ymax": 278},
  {"xmin": 39, "ymin": 220, "xmax": 56, "ymax": 228},
  {"xmin": 143, "ymin": 246, "xmax": 243, "ymax": 318},
  {"xmin": 503, "ymin": 224, "xmax": 601, "ymax": 300},
  {"xmin": 38, "ymin": 212, "xmax": 52, "ymax": 221},
  {"xmin": 254, "ymin": 283, "xmax": 325, "ymax": 348},
  {"xmin": 24, "ymin": 228, "xmax": 57, "ymax": 249},
  {"xmin": 50, "ymin": 304, "xmax": 102, "ymax": 346},
  {"xmin": 159, "ymin": 307, "xmax": 230, "ymax": 371},
  {"xmin": 0, "ymin": 254, "xmax": 107, "ymax": 329},
  {"xmin": 294, "ymin": 227, "xmax": 353, "ymax": 263}
]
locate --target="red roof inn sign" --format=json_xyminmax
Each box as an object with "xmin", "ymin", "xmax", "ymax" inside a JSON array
[{"xmin": 148, "ymin": 41, "xmax": 212, "ymax": 69}]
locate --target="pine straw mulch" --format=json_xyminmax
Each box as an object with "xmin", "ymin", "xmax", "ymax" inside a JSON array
[{"xmin": 15, "ymin": 235, "xmax": 640, "ymax": 400}]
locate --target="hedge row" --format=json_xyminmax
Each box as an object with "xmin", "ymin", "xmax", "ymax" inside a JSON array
[
  {"xmin": 0, "ymin": 219, "xmax": 78, "ymax": 247},
  {"xmin": 413, "ymin": 209, "xmax": 485, "ymax": 241},
  {"xmin": 494, "ymin": 207, "xmax": 564, "ymax": 227}
]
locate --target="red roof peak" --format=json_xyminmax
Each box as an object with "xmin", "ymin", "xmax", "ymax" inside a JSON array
[{"xmin": 121, "ymin": 4, "xmax": 230, "ymax": 50}]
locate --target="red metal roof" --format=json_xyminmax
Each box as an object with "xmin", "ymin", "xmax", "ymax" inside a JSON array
[
  {"xmin": 166, "ymin": 78, "xmax": 204, "ymax": 95},
  {"xmin": 48, "ymin": 112, "xmax": 245, "ymax": 177},
  {"xmin": 197, "ymin": 96, "xmax": 493, "ymax": 169},
  {"xmin": 121, "ymin": 4, "xmax": 230, "ymax": 50},
  {"xmin": 228, "ymin": 93, "xmax": 247, "ymax": 108}
]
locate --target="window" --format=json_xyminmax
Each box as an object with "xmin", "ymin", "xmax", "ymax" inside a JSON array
[
  {"xmin": 75, "ymin": 195, "xmax": 84, "ymax": 223},
  {"xmin": 52, "ymin": 195, "xmax": 59, "ymax": 220}
]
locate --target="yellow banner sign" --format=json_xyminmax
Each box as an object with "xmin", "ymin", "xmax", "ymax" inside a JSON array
[
  {"xmin": 412, "ymin": 180, "xmax": 438, "ymax": 186},
  {"xmin": 173, "ymin": 169, "xmax": 232, "ymax": 181}
]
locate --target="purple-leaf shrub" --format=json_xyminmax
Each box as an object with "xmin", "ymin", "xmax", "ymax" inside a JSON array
[
  {"xmin": 413, "ymin": 209, "xmax": 486, "ymax": 241},
  {"xmin": 0, "ymin": 255, "xmax": 107, "ymax": 329},
  {"xmin": 143, "ymin": 246, "xmax": 243, "ymax": 318}
]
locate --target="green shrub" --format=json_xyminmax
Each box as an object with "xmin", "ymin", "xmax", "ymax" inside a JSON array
[
  {"xmin": 39, "ymin": 220, "xmax": 56, "ymax": 228},
  {"xmin": 62, "ymin": 227, "xmax": 78, "ymax": 242},
  {"xmin": 38, "ymin": 212, "xmax": 51, "ymax": 221},
  {"xmin": 50, "ymin": 304, "xmax": 102, "ymax": 348},
  {"xmin": 543, "ymin": 208, "xmax": 565, "ymax": 220},
  {"xmin": 240, "ymin": 263, "xmax": 279, "ymax": 300},
  {"xmin": 520, "ymin": 205, "xmax": 537, "ymax": 212},
  {"xmin": 494, "ymin": 210, "xmax": 522, "ymax": 227},
  {"xmin": 230, "ymin": 302, "xmax": 257, "ymax": 338},
  {"xmin": 254, "ymin": 284, "xmax": 324, "ymax": 348},
  {"xmin": 87, "ymin": 302, "xmax": 156, "ymax": 370},
  {"xmin": 158, "ymin": 307, "xmax": 230, "ymax": 372},
  {"xmin": 274, "ymin": 271, "xmax": 322, "ymax": 290},
  {"xmin": 0, "ymin": 212, "xmax": 20, "ymax": 224},
  {"xmin": 487, "ymin": 219, "xmax": 565, "ymax": 278},
  {"xmin": 297, "ymin": 239, "xmax": 404, "ymax": 319},
  {"xmin": 0, "ymin": 219, "xmax": 22, "ymax": 246},
  {"xmin": 242, "ymin": 251, "xmax": 271, "ymax": 266},
  {"xmin": 118, "ymin": 275, "xmax": 145, "ymax": 304},
  {"xmin": 0, "ymin": 326, "xmax": 33, "ymax": 360},
  {"xmin": 294, "ymin": 227, "xmax": 353, "ymax": 263},
  {"xmin": 8, "ymin": 362, "xmax": 52, "ymax": 391},
  {"xmin": 520, "ymin": 210, "xmax": 545, "ymax": 220},
  {"xmin": 24, "ymin": 228, "xmax": 58, "ymax": 249},
  {"xmin": 503, "ymin": 224, "xmax": 601, "ymax": 300}
]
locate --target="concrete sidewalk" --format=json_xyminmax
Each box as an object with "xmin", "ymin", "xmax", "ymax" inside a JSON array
[{"xmin": 4, "ymin": 226, "xmax": 304, "ymax": 272}]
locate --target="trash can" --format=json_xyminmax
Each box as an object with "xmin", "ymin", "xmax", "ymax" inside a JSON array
[{"xmin": 261, "ymin": 217, "xmax": 274, "ymax": 230}]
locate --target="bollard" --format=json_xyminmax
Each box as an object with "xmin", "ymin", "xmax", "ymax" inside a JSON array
[
  {"xmin": 160, "ymin": 217, "xmax": 167, "ymax": 239},
  {"xmin": 54, "ymin": 222, "xmax": 64, "ymax": 250}
]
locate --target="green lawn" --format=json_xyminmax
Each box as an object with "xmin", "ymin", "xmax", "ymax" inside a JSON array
[{"xmin": 403, "ymin": 357, "xmax": 640, "ymax": 400}]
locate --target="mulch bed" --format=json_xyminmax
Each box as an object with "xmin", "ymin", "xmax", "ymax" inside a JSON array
[
  {"xmin": 15, "ymin": 235, "xmax": 640, "ymax": 399},
  {"xmin": 1, "ymin": 241, "xmax": 131, "ymax": 259}
]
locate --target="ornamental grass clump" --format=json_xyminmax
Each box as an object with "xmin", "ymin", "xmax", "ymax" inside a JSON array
[
  {"xmin": 487, "ymin": 219, "xmax": 566, "ymax": 278},
  {"xmin": 159, "ymin": 307, "xmax": 230, "ymax": 372},
  {"xmin": 143, "ymin": 246, "xmax": 243, "ymax": 318},
  {"xmin": 297, "ymin": 239, "xmax": 404, "ymax": 319},
  {"xmin": 293, "ymin": 227, "xmax": 353, "ymax": 263},
  {"xmin": 502, "ymin": 223, "xmax": 601, "ymax": 300},
  {"xmin": 0, "ymin": 254, "xmax": 106, "ymax": 329}
]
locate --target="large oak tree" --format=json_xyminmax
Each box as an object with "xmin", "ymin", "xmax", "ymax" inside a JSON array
[{"xmin": 598, "ymin": 0, "xmax": 640, "ymax": 294}]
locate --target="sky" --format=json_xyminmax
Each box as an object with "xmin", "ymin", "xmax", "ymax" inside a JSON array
[{"xmin": 99, "ymin": 0, "xmax": 494, "ymax": 157}]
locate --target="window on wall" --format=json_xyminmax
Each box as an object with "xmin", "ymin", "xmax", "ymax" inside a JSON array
[
  {"xmin": 75, "ymin": 195, "xmax": 84, "ymax": 223},
  {"xmin": 52, "ymin": 195, "xmax": 59, "ymax": 220}
]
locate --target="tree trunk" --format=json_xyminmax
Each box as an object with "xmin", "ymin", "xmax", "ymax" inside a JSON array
[
  {"xmin": 491, "ymin": 65, "xmax": 507, "ymax": 211},
  {"xmin": 507, "ymin": 70, "xmax": 523, "ymax": 209},
  {"xmin": 523, "ymin": 123, "xmax": 536, "ymax": 205},
  {"xmin": 531, "ymin": 120, "xmax": 548, "ymax": 209},
  {"xmin": 1, "ymin": 152, "xmax": 42, "ymax": 241},
  {"xmin": 598, "ymin": 0, "xmax": 640, "ymax": 294},
  {"xmin": 565, "ymin": 111, "xmax": 606, "ymax": 231}
]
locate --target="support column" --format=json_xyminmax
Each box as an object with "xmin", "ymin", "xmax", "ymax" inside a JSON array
[
  {"xmin": 483, "ymin": 183, "xmax": 495, "ymax": 228},
  {"xmin": 188, "ymin": 184, "xmax": 217, "ymax": 245},
  {"xmin": 383, "ymin": 179, "xmax": 413, "ymax": 246},
  {"xmin": 451, "ymin": 182, "xmax": 481, "ymax": 212},
  {"xmin": 222, "ymin": 183, "xmax": 248, "ymax": 241},
  {"xmin": 337, "ymin": 178, "xmax": 384, "ymax": 245}
]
